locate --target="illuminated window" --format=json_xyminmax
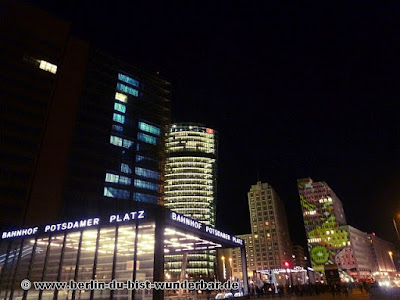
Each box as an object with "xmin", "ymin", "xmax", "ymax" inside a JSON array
[
  {"xmin": 38, "ymin": 60, "xmax": 57, "ymax": 74},
  {"xmin": 134, "ymin": 179, "xmax": 158, "ymax": 191},
  {"xmin": 115, "ymin": 92, "xmax": 128, "ymax": 103},
  {"xmin": 113, "ymin": 113, "xmax": 125, "ymax": 124},
  {"xmin": 110, "ymin": 136, "xmax": 122, "ymax": 146},
  {"xmin": 137, "ymin": 132, "xmax": 157, "ymax": 145},
  {"xmin": 117, "ymin": 83, "xmax": 138, "ymax": 97},
  {"xmin": 103, "ymin": 187, "xmax": 129, "ymax": 199},
  {"xmin": 133, "ymin": 192, "xmax": 157, "ymax": 204},
  {"xmin": 138, "ymin": 122, "xmax": 161, "ymax": 136},
  {"xmin": 121, "ymin": 163, "xmax": 132, "ymax": 174},
  {"xmin": 118, "ymin": 73, "xmax": 139, "ymax": 87},
  {"xmin": 135, "ymin": 167, "xmax": 158, "ymax": 179},
  {"xmin": 114, "ymin": 103, "xmax": 126, "ymax": 113},
  {"xmin": 105, "ymin": 173, "xmax": 131, "ymax": 185},
  {"xmin": 123, "ymin": 139, "xmax": 133, "ymax": 149}
]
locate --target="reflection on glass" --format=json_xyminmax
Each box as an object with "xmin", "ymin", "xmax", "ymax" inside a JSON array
[
  {"xmin": 135, "ymin": 223, "xmax": 155, "ymax": 300},
  {"xmin": 93, "ymin": 228, "xmax": 116, "ymax": 299},
  {"xmin": 28, "ymin": 237, "xmax": 49, "ymax": 299},
  {"xmin": 114, "ymin": 225, "xmax": 136, "ymax": 299},
  {"xmin": 76, "ymin": 229, "xmax": 97, "ymax": 300},
  {"xmin": 0, "ymin": 240, "xmax": 21, "ymax": 298}
]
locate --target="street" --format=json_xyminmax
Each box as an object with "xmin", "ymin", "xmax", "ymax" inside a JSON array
[{"xmin": 247, "ymin": 288, "xmax": 400, "ymax": 299}]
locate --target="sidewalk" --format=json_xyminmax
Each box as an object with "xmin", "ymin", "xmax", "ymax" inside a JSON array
[{"xmin": 250, "ymin": 290, "xmax": 370, "ymax": 300}]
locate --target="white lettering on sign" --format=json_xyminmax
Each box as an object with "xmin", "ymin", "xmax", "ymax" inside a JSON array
[
  {"xmin": 44, "ymin": 218, "xmax": 100, "ymax": 233},
  {"xmin": 1, "ymin": 227, "xmax": 39, "ymax": 239},
  {"xmin": 171, "ymin": 212, "xmax": 202, "ymax": 229},
  {"xmin": 205, "ymin": 226, "xmax": 231, "ymax": 241},
  {"xmin": 109, "ymin": 210, "xmax": 145, "ymax": 223},
  {"xmin": 232, "ymin": 236, "xmax": 244, "ymax": 245}
]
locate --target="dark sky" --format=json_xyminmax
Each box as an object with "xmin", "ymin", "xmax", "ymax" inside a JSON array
[{"xmin": 31, "ymin": 0, "xmax": 400, "ymax": 246}]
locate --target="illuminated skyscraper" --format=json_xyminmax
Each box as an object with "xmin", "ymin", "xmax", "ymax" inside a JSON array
[
  {"xmin": 230, "ymin": 182, "xmax": 292, "ymax": 279},
  {"xmin": 297, "ymin": 178, "xmax": 348, "ymax": 273},
  {"xmin": 164, "ymin": 123, "xmax": 218, "ymax": 279},
  {"xmin": 0, "ymin": 0, "xmax": 171, "ymax": 230}
]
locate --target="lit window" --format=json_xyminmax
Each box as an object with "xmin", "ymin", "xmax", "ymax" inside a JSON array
[
  {"xmin": 110, "ymin": 136, "xmax": 122, "ymax": 146},
  {"xmin": 105, "ymin": 173, "xmax": 131, "ymax": 185},
  {"xmin": 123, "ymin": 139, "xmax": 133, "ymax": 149},
  {"xmin": 137, "ymin": 132, "xmax": 157, "ymax": 145},
  {"xmin": 115, "ymin": 92, "xmax": 128, "ymax": 103},
  {"xmin": 135, "ymin": 167, "xmax": 158, "ymax": 179},
  {"xmin": 133, "ymin": 192, "xmax": 158, "ymax": 204},
  {"xmin": 38, "ymin": 60, "xmax": 57, "ymax": 74},
  {"xmin": 117, "ymin": 83, "xmax": 138, "ymax": 97},
  {"xmin": 113, "ymin": 113, "xmax": 125, "ymax": 124},
  {"xmin": 121, "ymin": 163, "xmax": 132, "ymax": 174},
  {"xmin": 136, "ymin": 155, "xmax": 155, "ymax": 163},
  {"xmin": 134, "ymin": 179, "xmax": 158, "ymax": 191},
  {"xmin": 104, "ymin": 187, "xmax": 130, "ymax": 199},
  {"xmin": 114, "ymin": 103, "xmax": 126, "ymax": 113},
  {"xmin": 138, "ymin": 121, "xmax": 161, "ymax": 136},
  {"xmin": 118, "ymin": 73, "xmax": 139, "ymax": 87}
]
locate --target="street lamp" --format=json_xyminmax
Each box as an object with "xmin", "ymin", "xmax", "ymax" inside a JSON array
[
  {"xmin": 229, "ymin": 257, "xmax": 233, "ymax": 280},
  {"xmin": 222, "ymin": 256, "xmax": 226, "ymax": 280},
  {"xmin": 393, "ymin": 214, "xmax": 400, "ymax": 243},
  {"xmin": 388, "ymin": 251, "xmax": 395, "ymax": 270}
]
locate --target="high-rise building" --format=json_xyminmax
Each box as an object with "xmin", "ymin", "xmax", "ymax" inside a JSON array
[
  {"xmin": 0, "ymin": 0, "xmax": 171, "ymax": 230},
  {"xmin": 297, "ymin": 178, "xmax": 348, "ymax": 273},
  {"xmin": 292, "ymin": 245, "xmax": 307, "ymax": 268},
  {"xmin": 368, "ymin": 234, "xmax": 397, "ymax": 277},
  {"xmin": 164, "ymin": 123, "xmax": 218, "ymax": 279},
  {"xmin": 231, "ymin": 182, "xmax": 292, "ymax": 279}
]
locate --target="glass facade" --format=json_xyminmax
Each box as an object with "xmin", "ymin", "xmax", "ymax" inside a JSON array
[
  {"xmin": 0, "ymin": 207, "xmax": 247, "ymax": 300},
  {"xmin": 164, "ymin": 123, "xmax": 218, "ymax": 280},
  {"xmin": 103, "ymin": 72, "xmax": 165, "ymax": 207},
  {"xmin": 0, "ymin": 222, "xmax": 155, "ymax": 300}
]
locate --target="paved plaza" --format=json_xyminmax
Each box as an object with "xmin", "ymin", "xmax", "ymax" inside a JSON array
[{"xmin": 249, "ymin": 288, "xmax": 400, "ymax": 299}]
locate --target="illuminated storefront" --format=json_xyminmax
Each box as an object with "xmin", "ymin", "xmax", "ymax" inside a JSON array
[
  {"xmin": 0, "ymin": 205, "xmax": 247, "ymax": 300},
  {"xmin": 164, "ymin": 123, "xmax": 218, "ymax": 280}
]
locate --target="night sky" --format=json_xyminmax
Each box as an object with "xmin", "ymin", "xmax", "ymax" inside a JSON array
[{"xmin": 31, "ymin": 1, "xmax": 400, "ymax": 247}]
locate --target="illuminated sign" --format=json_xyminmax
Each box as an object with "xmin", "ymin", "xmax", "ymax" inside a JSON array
[
  {"xmin": 45, "ymin": 218, "xmax": 100, "ymax": 233},
  {"xmin": 109, "ymin": 210, "xmax": 145, "ymax": 223},
  {"xmin": 2, "ymin": 227, "xmax": 39, "ymax": 239},
  {"xmin": 170, "ymin": 212, "xmax": 243, "ymax": 246},
  {"xmin": 171, "ymin": 212, "xmax": 202, "ymax": 229},
  {"xmin": 206, "ymin": 128, "xmax": 214, "ymax": 134}
]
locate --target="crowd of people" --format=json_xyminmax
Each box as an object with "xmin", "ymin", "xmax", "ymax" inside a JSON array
[{"xmin": 247, "ymin": 281, "xmax": 370, "ymax": 298}]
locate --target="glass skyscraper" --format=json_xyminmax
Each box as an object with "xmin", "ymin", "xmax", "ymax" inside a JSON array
[
  {"xmin": 0, "ymin": 1, "xmax": 171, "ymax": 229},
  {"xmin": 164, "ymin": 123, "xmax": 218, "ymax": 280}
]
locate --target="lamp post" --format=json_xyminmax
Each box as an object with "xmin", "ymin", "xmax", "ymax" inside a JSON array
[
  {"xmin": 222, "ymin": 256, "xmax": 226, "ymax": 281},
  {"xmin": 393, "ymin": 217, "xmax": 400, "ymax": 243},
  {"xmin": 229, "ymin": 258, "xmax": 233, "ymax": 281}
]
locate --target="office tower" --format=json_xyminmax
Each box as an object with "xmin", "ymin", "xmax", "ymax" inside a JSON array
[
  {"xmin": 247, "ymin": 182, "xmax": 292, "ymax": 269},
  {"xmin": 297, "ymin": 178, "xmax": 348, "ymax": 273},
  {"xmin": 0, "ymin": 0, "xmax": 171, "ymax": 230},
  {"xmin": 292, "ymin": 245, "xmax": 307, "ymax": 268},
  {"xmin": 339, "ymin": 226, "xmax": 374, "ymax": 279},
  {"xmin": 164, "ymin": 123, "xmax": 218, "ymax": 279},
  {"xmin": 231, "ymin": 182, "xmax": 292, "ymax": 279},
  {"xmin": 368, "ymin": 234, "xmax": 397, "ymax": 277}
]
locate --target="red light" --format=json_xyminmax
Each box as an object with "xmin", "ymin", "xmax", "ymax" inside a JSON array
[
  {"xmin": 284, "ymin": 261, "xmax": 290, "ymax": 268},
  {"xmin": 206, "ymin": 128, "xmax": 214, "ymax": 134},
  {"xmin": 372, "ymin": 232, "xmax": 376, "ymax": 236}
]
